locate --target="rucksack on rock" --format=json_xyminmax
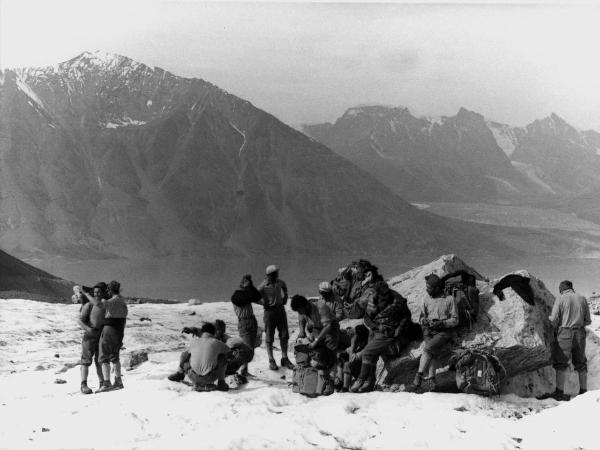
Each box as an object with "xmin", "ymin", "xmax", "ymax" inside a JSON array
[
  {"xmin": 444, "ymin": 275, "xmax": 479, "ymax": 328},
  {"xmin": 451, "ymin": 348, "xmax": 506, "ymax": 396},
  {"xmin": 291, "ymin": 366, "xmax": 333, "ymax": 397}
]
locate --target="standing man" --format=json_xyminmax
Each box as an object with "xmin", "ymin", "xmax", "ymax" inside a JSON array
[
  {"xmin": 230, "ymin": 274, "xmax": 262, "ymax": 376},
  {"xmin": 96, "ymin": 280, "xmax": 128, "ymax": 393},
  {"xmin": 76, "ymin": 284, "xmax": 106, "ymax": 394},
  {"xmin": 258, "ymin": 265, "xmax": 294, "ymax": 370},
  {"xmin": 541, "ymin": 280, "xmax": 591, "ymax": 401},
  {"xmin": 409, "ymin": 274, "xmax": 459, "ymax": 393}
]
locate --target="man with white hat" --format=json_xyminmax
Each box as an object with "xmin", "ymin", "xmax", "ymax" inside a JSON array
[{"xmin": 258, "ymin": 265, "xmax": 294, "ymax": 370}]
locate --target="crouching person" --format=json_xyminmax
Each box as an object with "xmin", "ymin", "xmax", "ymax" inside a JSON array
[
  {"xmin": 409, "ymin": 274, "xmax": 459, "ymax": 393},
  {"xmin": 168, "ymin": 323, "xmax": 231, "ymax": 392},
  {"xmin": 214, "ymin": 319, "xmax": 254, "ymax": 385},
  {"xmin": 350, "ymin": 281, "xmax": 411, "ymax": 393}
]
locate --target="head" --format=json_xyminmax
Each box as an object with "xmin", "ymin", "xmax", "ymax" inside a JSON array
[
  {"xmin": 265, "ymin": 264, "xmax": 279, "ymax": 281},
  {"xmin": 290, "ymin": 294, "xmax": 310, "ymax": 315},
  {"xmin": 318, "ymin": 281, "xmax": 333, "ymax": 300},
  {"xmin": 200, "ymin": 322, "xmax": 216, "ymax": 336},
  {"xmin": 374, "ymin": 280, "xmax": 392, "ymax": 306},
  {"xmin": 214, "ymin": 319, "xmax": 226, "ymax": 339},
  {"xmin": 425, "ymin": 274, "xmax": 443, "ymax": 297},
  {"xmin": 108, "ymin": 280, "xmax": 121, "ymax": 296},
  {"xmin": 354, "ymin": 324, "xmax": 369, "ymax": 342},
  {"xmin": 240, "ymin": 274, "xmax": 253, "ymax": 289},
  {"xmin": 559, "ymin": 280, "xmax": 574, "ymax": 294},
  {"xmin": 93, "ymin": 282, "xmax": 108, "ymax": 299}
]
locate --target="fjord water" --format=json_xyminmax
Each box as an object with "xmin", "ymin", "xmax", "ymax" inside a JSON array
[{"xmin": 31, "ymin": 254, "xmax": 600, "ymax": 302}]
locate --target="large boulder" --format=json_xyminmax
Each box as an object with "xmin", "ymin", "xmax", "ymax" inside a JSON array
[{"xmin": 380, "ymin": 254, "xmax": 557, "ymax": 396}]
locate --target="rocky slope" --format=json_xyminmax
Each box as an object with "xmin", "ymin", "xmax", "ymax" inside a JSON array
[{"xmin": 0, "ymin": 52, "xmax": 484, "ymax": 259}]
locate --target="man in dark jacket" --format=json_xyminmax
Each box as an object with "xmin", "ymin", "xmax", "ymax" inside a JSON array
[
  {"xmin": 230, "ymin": 274, "xmax": 262, "ymax": 376},
  {"xmin": 350, "ymin": 281, "xmax": 411, "ymax": 393},
  {"xmin": 343, "ymin": 261, "xmax": 380, "ymax": 319},
  {"xmin": 258, "ymin": 265, "xmax": 294, "ymax": 371}
]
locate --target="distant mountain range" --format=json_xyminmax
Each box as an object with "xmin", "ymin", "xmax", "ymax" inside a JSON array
[
  {"xmin": 303, "ymin": 107, "xmax": 600, "ymax": 204},
  {"xmin": 0, "ymin": 51, "xmax": 496, "ymax": 259}
]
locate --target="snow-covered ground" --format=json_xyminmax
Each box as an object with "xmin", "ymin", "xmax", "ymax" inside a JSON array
[{"xmin": 1, "ymin": 299, "xmax": 600, "ymax": 450}]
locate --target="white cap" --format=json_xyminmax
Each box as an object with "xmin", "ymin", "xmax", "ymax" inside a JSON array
[
  {"xmin": 318, "ymin": 281, "xmax": 332, "ymax": 293},
  {"xmin": 266, "ymin": 265, "xmax": 279, "ymax": 275}
]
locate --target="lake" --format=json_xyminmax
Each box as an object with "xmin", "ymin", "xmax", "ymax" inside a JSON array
[{"xmin": 29, "ymin": 253, "xmax": 600, "ymax": 302}]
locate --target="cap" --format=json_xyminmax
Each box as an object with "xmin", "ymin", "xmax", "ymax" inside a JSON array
[
  {"xmin": 318, "ymin": 281, "xmax": 332, "ymax": 293},
  {"xmin": 266, "ymin": 265, "xmax": 279, "ymax": 275}
]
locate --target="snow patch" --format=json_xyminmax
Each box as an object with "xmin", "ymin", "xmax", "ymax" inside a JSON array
[
  {"xmin": 104, "ymin": 117, "xmax": 147, "ymax": 128},
  {"xmin": 230, "ymin": 122, "xmax": 247, "ymax": 156},
  {"xmin": 411, "ymin": 203, "xmax": 431, "ymax": 210},
  {"xmin": 16, "ymin": 77, "xmax": 45, "ymax": 109},
  {"xmin": 345, "ymin": 107, "xmax": 363, "ymax": 117},
  {"xmin": 389, "ymin": 120, "xmax": 397, "ymax": 134},
  {"xmin": 511, "ymin": 161, "xmax": 557, "ymax": 194},
  {"xmin": 488, "ymin": 122, "xmax": 519, "ymax": 156},
  {"xmin": 370, "ymin": 135, "xmax": 386, "ymax": 158}
]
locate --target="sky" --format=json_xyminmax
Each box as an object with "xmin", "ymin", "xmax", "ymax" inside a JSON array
[{"xmin": 1, "ymin": 1, "xmax": 599, "ymax": 130}]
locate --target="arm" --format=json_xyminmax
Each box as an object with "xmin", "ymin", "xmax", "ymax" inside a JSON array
[
  {"xmin": 419, "ymin": 302, "xmax": 428, "ymax": 326},
  {"xmin": 311, "ymin": 323, "xmax": 332, "ymax": 348},
  {"xmin": 83, "ymin": 291, "xmax": 100, "ymax": 306},
  {"xmin": 77, "ymin": 304, "xmax": 93, "ymax": 333},
  {"xmin": 549, "ymin": 297, "xmax": 561, "ymax": 329},
  {"xmin": 231, "ymin": 287, "xmax": 261, "ymax": 307},
  {"xmin": 583, "ymin": 297, "xmax": 592, "ymax": 327},
  {"xmin": 281, "ymin": 280, "xmax": 288, "ymax": 305}
]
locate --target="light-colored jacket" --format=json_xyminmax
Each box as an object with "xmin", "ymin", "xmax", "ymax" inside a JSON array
[{"xmin": 549, "ymin": 289, "xmax": 591, "ymax": 329}]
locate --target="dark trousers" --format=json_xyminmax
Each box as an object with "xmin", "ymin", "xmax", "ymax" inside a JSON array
[
  {"xmin": 553, "ymin": 327, "xmax": 587, "ymax": 372},
  {"xmin": 179, "ymin": 351, "xmax": 227, "ymax": 385},
  {"xmin": 361, "ymin": 331, "xmax": 395, "ymax": 366}
]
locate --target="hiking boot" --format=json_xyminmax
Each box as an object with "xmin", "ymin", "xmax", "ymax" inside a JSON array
[
  {"xmin": 358, "ymin": 377, "xmax": 375, "ymax": 393},
  {"xmin": 269, "ymin": 359, "xmax": 279, "ymax": 371},
  {"xmin": 216, "ymin": 380, "xmax": 230, "ymax": 392},
  {"xmin": 579, "ymin": 389, "xmax": 587, "ymax": 396},
  {"xmin": 112, "ymin": 377, "xmax": 124, "ymax": 390},
  {"xmin": 80, "ymin": 382, "xmax": 92, "ymax": 395},
  {"xmin": 349, "ymin": 378, "xmax": 365, "ymax": 393},
  {"xmin": 168, "ymin": 371, "xmax": 185, "ymax": 382},
  {"xmin": 405, "ymin": 373, "xmax": 424, "ymax": 393},
  {"xmin": 95, "ymin": 381, "xmax": 112, "ymax": 394},
  {"xmin": 233, "ymin": 374, "xmax": 248, "ymax": 385},
  {"xmin": 322, "ymin": 379, "xmax": 335, "ymax": 396},
  {"xmin": 536, "ymin": 389, "xmax": 570, "ymax": 401},
  {"xmin": 194, "ymin": 383, "xmax": 216, "ymax": 392},
  {"xmin": 281, "ymin": 357, "xmax": 295, "ymax": 370}
]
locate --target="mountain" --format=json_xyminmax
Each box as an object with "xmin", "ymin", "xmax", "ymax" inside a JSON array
[
  {"xmin": 0, "ymin": 51, "xmax": 489, "ymax": 259},
  {"xmin": 303, "ymin": 106, "xmax": 539, "ymax": 202},
  {"xmin": 0, "ymin": 249, "xmax": 73, "ymax": 301}
]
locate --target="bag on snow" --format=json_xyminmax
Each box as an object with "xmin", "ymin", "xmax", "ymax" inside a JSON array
[
  {"xmin": 291, "ymin": 366, "xmax": 333, "ymax": 397},
  {"xmin": 450, "ymin": 347, "xmax": 506, "ymax": 396}
]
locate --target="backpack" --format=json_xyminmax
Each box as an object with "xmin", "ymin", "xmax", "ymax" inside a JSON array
[
  {"xmin": 444, "ymin": 275, "xmax": 479, "ymax": 328},
  {"xmin": 291, "ymin": 366, "xmax": 333, "ymax": 397},
  {"xmin": 451, "ymin": 348, "xmax": 506, "ymax": 396}
]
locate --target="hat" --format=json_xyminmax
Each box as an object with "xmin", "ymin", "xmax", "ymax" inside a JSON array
[
  {"xmin": 318, "ymin": 281, "xmax": 332, "ymax": 293},
  {"xmin": 266, "ymin": 265, "xmax": 279, "ymax": 275}
]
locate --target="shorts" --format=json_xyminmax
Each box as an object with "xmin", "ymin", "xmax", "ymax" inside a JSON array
[
  {"xmin": 80, "ymin": 329, "xmax": 101, "ymax": 366},
  {"xmin": 99, "ymin": 325, "xmax": 122, "ymax": 364},
  {"xmin": 238, "ymin": 316, "xmax": 258, "ymax": 348},
  {"xmin": 263, "ymin": 306, "xmax": 289, "ymax": 344},
  {"xmin": 423, "ymin": 329, "xmax": 453, "ymax": 357},
  {"xmin": 552, "ymin": 327, "xmax": 587, "ymax": 372}
]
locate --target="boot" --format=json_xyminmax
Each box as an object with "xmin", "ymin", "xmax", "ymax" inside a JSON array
[
  {"xmin": 349, "ymin": 378, "xmax": 365, "ymax": 393},
  {"xmin": 168, "ymin": 371, "xmax": 185, "ymax": 382},
  {"xmin": 358, "ymin": 374, "xmax": 376, "ymax": 393},
  {"xmin": 579, "ymin": 389, "xmax": 587, "ymax": 396},
  {"xmin": 112, "ymin": 376, "xmax": 124, "ymax": 390},
  {"xmin": 536, "ymin": 389, "xmax": 570, "ymax": 401},
  {"xmin": 80, "ymin": 382, "xmax": 92, "ymax": 395},
  {"xmin": 406, "ymin": 372, "xmax": 423, "ymax": 392},
  {"xmin": 280, "ymin": 357, "xmax": 295, "ymax": 370},
  {"xmin": 216, "ymin": 380, "xmax": 230, "ymax": 392},
  {"xmin": 268, "ymin": 359, "xmax": 279, "ymax": 371},
  {"xmin": 95, "ymin": 380, "xmax": 112, "ymax": 394}
]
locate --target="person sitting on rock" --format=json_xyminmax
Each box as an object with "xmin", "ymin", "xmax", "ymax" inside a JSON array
[
  {"xmin": 318, "ymin": 281, "xmax": 345, "ymax": 322},
  {"xmin": 168, "ymin": 322, "xmax": 231, "ymax": 392},
  {"xmin": 214, "ymin": 319, "xmax": 254, "ymax": 385},
  {"xmin": 409, "ymin": 274, "xmax": 459, "ymax": 393},
  {"xmin": 230, "ymin": 274, "xmax": 262, "ymax": 376},
  {"xmin": 539, "ymin": 280, "xmax": 591, "ymax": 401},
  {"xmin": 292, "ymin": 294, "xmax": 340, "ymax": 373},
  {"xmin": 76, "ymin": 283, "xmax": 106, "ymax": 394},
  {"xmin": 343, "ymin": 260, "xmax": 382, "ymax": 319},
  {"xmin": 339, "ymin": 324, "xmax": 370, "ymax": 392},
  {"xmin": 96, "ymin": 280, "xmax": 128, "ymax": 393},
  {"xmin": 258, "ymin": 265, "xmax": 294, "ymax": 371},
  {"xmin": 350, "ymin": 281, "xmax": 412, "ymax": 393}
]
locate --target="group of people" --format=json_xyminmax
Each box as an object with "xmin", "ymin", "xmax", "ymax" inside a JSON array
[
  {"xmin": 73, "ymin": 281, "xmax": 128, "ymax": 394},
  {"xmin": 73, "ymin": 260, "xmax": 592, "ymax": 400}
]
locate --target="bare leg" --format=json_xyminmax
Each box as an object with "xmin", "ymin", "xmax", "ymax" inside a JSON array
[
  {"xmin": 556, "ymin": 368, "xmax": 567, "ymax": 392},
  {"xmin": 418, "ymin": 351, "xmax": 433, "ymax": 374},
  {"xmin": 94, "ymin": 360, "xmax": 104, "ymax": 383},
  {"xmin": 102, "ymin": 363, "xmax": 111, "ymax": 383},
  {"xmin": 113, "ymin": 361, "xmax": 122, "ymax": 378},
  {"xmin": 427, "ymin": 359, "xmax": 436, "ymax": 378}
]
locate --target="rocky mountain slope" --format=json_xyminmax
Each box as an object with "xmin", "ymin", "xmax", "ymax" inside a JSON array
[
  {"xmin": 0, "ymin": 51, "xmax": 486, "ymax": 259},
  {"xmin": 303, "ymin": 107, "xmax": 600, "ymax": 204}
]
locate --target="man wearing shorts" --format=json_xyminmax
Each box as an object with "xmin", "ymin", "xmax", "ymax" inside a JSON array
[
  {"xmin": 77, "ymin": 284, "xmax": 106, "ymax": 394},
  {"xmin": 409, "ymin": 274, "xmax": 459, "ymax": 392},
  {"xmin": 258, "ymin": 265, "xmax": 294, "ymax": 371}
]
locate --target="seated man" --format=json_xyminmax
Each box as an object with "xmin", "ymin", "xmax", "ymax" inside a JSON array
[
  {"xmin": 339, "ymin": 324, "xmax": 369, "ymax": 392},
  {"xmin": 350, "ymin": 281, "xmax": 412, "ymax": 393},
  {"xmin": 168, "ymin": 322, "xmax": 232, "ymax": 392},
  {"xmin": 409, "ymin": 274, "xmax": 459, "ymax": 393},
  {"xmin": 214, "ymin": 319, "xmax": 254, "ymax": 385},
  {"xmin": 291, "ymin": 294, "xmax": 340, "ymax": 371}
]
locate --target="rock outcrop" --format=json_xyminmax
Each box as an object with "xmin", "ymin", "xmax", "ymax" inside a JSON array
[{"xmin": 379, "ymin": 254, "xmax": 557, "ymax": 396}]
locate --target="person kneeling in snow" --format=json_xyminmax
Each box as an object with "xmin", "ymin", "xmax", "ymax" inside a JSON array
[
  {"xmin": 408, "ymin": 274, "xmax": 459, "ymax": 393},
  {"xmin": 214, "ymin": 319, "xmax": 254, "ymax": 385},
  {"xmin": 168, "ymin": 322, "xmax": 231, "ymax": 392}
]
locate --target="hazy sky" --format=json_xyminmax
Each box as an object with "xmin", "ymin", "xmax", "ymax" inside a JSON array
[{"xmin": 1, "ymin": 1, "xmax": 599, "ymax": 129}]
